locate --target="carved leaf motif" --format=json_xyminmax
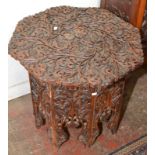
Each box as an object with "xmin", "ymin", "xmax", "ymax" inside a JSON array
[
  {"xmin": 29, "ymin": 74, "xmax": 125, "ymax": 147},
  {"xmin": 9, "ymin": 6, "xmax": 143, "ymax": 89}
]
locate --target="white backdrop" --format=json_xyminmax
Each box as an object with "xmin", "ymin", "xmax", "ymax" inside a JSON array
[{"xmin": 8, "ymin": 0, "xmax": 101, "ymax": 100}]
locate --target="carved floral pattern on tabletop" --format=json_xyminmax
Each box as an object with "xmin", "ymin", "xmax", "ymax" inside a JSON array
[
  {"xmin": 8, "ymin": 6, "xmax": 144, "ymax": 148},
  {"xmin": 9, "ymin": 6, "xmax": 143, "ymax": 89}
]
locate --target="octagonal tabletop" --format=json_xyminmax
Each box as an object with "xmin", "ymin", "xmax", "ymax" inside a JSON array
[{"xmin": 9, "ymin": 6, "xmax": 143, "ymax": 89}]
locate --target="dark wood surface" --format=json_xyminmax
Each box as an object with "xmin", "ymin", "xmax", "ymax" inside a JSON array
[
  {"xmin": 100, "ymin": 0, "xmax": 146, "ymax": 29},
  {"xmin": 8, "ymin": 67, "xmax": 147, "ymax": 155},
  {"xmin": 9, "ymin": 6, "xmax": 143, "ymax": 89},
  {"xmin": 8, "ymin": 6, "xmax": 145, "ymax": 149},
  {"xmin": 29, "ymin": 73, "xmax": 125, "ymax": 147}
]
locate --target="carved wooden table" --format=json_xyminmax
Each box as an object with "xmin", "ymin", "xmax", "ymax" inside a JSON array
[{"xmin": 9, "ymin": 6, "xmax": 143, "ymax": 148}]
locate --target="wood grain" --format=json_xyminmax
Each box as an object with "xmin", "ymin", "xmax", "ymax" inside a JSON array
[
  {"xmin": 8, "ymin": 6, "xmax": 144, "ymax": 148},
  {"xmin": 100, "ymin": 0, "xmax": 146, "ymax": 29}
]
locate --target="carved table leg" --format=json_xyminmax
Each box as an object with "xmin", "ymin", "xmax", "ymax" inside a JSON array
[
  {"xmin": 29, "ymin": 74, "xmax": 126, "ymax": 148},
  {"xmin": 106, "ymin": 80, "xmax": 125, "ymax": 134},
  {"xmin": 48, "ymin": 84, "xmax": 69, "ymax": 148},
  {"xmin": 43, "ymin": 101, "xmax": 68, "ymax": 148},
  {"xmin": 48, "ymin": 121, "xmax": 69, "ymax": 148},
  {"xmin": 78, "ymin": 116, "xmax": 99, "ymax": 147},
  {"xmin": 78, "ymin": 121, "xmax": 89, "ymax": 145},
  {"xmin": 29, "ymin": 74, "xmax": 45, "ymax": 128},
  {"xmin": 87, "ymin": 94, "xmax": 100, "ymax": 146}
]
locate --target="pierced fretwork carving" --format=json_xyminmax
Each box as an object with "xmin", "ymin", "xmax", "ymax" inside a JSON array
[
  {"xmin": 9, "ymin": 5, "xmax": 144, "ymax": 150},
  {"xmin": 29, "ymin": 74, "xmax": 125, "ymax": 148}
]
